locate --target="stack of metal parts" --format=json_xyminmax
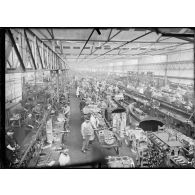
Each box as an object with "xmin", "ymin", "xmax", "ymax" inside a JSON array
[{"xmin": 106, "ymin": 156, "xmax": 135, "ymax": 168}]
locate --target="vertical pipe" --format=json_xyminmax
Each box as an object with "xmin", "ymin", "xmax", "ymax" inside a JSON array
[
  {"xmin": 52, "ymin": 42, "xmax": 59, "ymax": 103},
  {"xmin": 137, "ymin": 60, "xmax": 140, "ymax": 87},
  {"xmin": 56, "ymin": 70, "xmax": 59, "ymax": 103},
  {"xmin": 34, "ymin": 36, "xmax": 37, "ymax": 86},
  {"xmin": 34, "ymin": 36, "xmax": 37, "ymax": 67},
  {"xmin": 47, "ymin": 47, "xmax": 49, "ymax": 69},
  {"xmin": 42, "ymin": 42, "xmax": 44, "ymax": 68}
]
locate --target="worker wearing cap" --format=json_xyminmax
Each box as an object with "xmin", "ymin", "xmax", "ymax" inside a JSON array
[{"xmin": 81, "ymin": 116, "xmax": 93, "ymax": 153}]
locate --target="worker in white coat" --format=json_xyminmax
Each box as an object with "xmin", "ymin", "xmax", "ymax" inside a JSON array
[
  {"xmin": 76, "ymin": 86, "xmax": 80, "ymax": 98},
  {"xmin": 63, "ymin": 104, "xmax": 70, "ymax": 120},
  {"xmin": 81, "ymin": 116, "xmax": 93, "ymax": 153}
]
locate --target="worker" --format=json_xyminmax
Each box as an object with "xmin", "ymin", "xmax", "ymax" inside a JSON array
[
  {"xmin": 5, "ymin": 129, "xmax": 20, "ymax": 167},
  {"xmin": 59, "ymin": 149, "xmax": 70, "ymax": 166},
  {"xmin": 126, "ymin": 102, "xmax": 136, "ymax": 126},
  {"xmin": 100, "ymin": 100, "xmax": 107, "ymax": 118},
  {"xmin": 89, "ymin": 113, "xmax": 98, "ymax": 142},
  {"xmin": 81, "ymin": 116, "xmax": 93, "ymax": 153},
  {"xmin": 80, "ymin": 98, "xmax": 86, "ymax": 111},
  {"xmin": 63, "ymin": 104, "xmax": 70, "ymax": 119},
  {"xmin": 91, "ymin": 91, "xmax": 97, "ymax": 103},
  {"xmin": 76, "ymin": 86, "xmax": 80, "ymax": 98},
  {"xmin": 24, "ymin": 114, "xmax": 35, "ymax": 131}
]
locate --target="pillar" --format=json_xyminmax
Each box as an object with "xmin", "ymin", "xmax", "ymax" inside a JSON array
[
  {"xmin": 56, "ymin": 70, "xmax": 59, "ymax": 103},
  {"xmin": 164, "ymin": 55, "xmax": 168, "ymax": 86}
]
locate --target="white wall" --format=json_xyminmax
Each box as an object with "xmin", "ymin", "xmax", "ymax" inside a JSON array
[
  {"xmin": 6, "ymin": 73, "xmax": 23, "ymax": 104},
  {"xmin": 87, "ymin": 50, "xmax": 194, "ymax": 85},
  {"xmin": 166, "ymin": 51, "xmax": 194, "ymax": 81},
  {"xmin": 138, "ymin": 55, "xmax": 167, "ymax": 64},
  {"xmin": 167, "ymin": 50, "xmax": 193, "ymax": 62}
]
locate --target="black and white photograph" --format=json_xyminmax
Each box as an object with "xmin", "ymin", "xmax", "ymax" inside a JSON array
[
  {"xmin": 1, "ymin": 1, "xmax": 195, "ymax": 195},
  {"xmin": 1, "ymin": 27, "xmax": 194, "ymax": 169}
]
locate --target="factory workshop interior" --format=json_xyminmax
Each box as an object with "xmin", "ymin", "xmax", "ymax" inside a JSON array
[{"xmin": 2, "ymin": 28, "xmax": 195, "ymax": 168}]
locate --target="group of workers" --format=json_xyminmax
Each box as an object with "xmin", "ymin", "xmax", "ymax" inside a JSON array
[{"xmin": 75, "ymin": 78, "xmax": 103, "ymax": 153}]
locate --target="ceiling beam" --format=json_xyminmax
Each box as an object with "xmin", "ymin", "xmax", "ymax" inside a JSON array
[
  {"xmin": 6, "ymin": 29, "xmax": 26, "ymax": 72},
  {"xmin": 51, "ymin": 28, "xmax": 55, "ymax": 39},
  {"xmin": 154, "ymin": 28, "xmax": 194, "ymax": 43},
  {"xmin": 46, "ymin": 28, "xmax": 53, "ymax": 39},
  {"xmin": 107, "ymin": 29, "xmax": 113, "ymax": 41},
  {"xmin": 160, "ymin": 33, "xmax": 194, "ymax": 38},
  {"xmin": 41, "ymin": 39, "xmax": 189, "ymax": 44},
  {"xmin": 90, "ymin": 31, "xmax": 153, "ymax": 61},
  {"xmin": 24, "ymin": 30, "xmax": 37, "ymax": 70},
  {"xmin": 6, "ymin": 59, "xmax": 12, "ymax": 68},
  {"xmin": 36, "ymin": 29, "xmax": 51, "ymax": 40},
  {"xmin": 95, "ymin": 28, "xmax": 101, "ymax": 35},
  {"xmin": 87, "ymin": 30, "xmax": 122, "ymax": 57},
  {"xmin": 120, "ymin": 33, "xmax": 162, "ymax": 55},
  {"xmin": 134, "ymin": 47, "xmax": 193, "ymax": 56},
  {"xmin": 142, "ymin": 43, "xmax": 187, "ymax": 55},
  {"xmin": 27, "ymin": 29, "xmax": 66, "ymax": 64},
  {"xmin": 124, "ymin": 43, "xmax": 187, "ymax": 56},
  {"xmin": 77, "ymin": 28, "xmax": 95, "ymax": 59},
  {"xmin": 36, "ymin": 39, "xmax": 44, "ymax": 69}
]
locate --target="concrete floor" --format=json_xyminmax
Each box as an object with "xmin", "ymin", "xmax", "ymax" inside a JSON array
[{"xmin": 66, "ymin": 88, "xmax": 106, "ymax": 167}]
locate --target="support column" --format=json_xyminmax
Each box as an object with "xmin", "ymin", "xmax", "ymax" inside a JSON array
[
  {"xmin": 34, "ymin": 36, "xmax": 37, "ymax": 86},
  {"xmin": 35, "ymin": 71, "xmax": 37, "ymax": 86},
  {"xmin": 61, "ymin": 70, "xmax": 64, "ymax": 90},
  {"xmin": 137, "ymin": 61, "xmax": 140, "ymax": 87},
  {"xmin": 56, "ymin": 70, "xmax": 59, "ymax": 103}
]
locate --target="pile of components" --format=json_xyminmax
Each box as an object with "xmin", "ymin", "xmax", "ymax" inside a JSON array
[
  {"xmin": 106, "ymin": 156, "xmax": 135, "ymax": 168},
  {"xmin": 98, "ymin": 130, "xmax": 117, "ymax": 145}
]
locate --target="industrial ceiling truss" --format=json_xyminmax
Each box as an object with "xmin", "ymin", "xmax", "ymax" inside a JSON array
[
  {"xmin": 11, "ymin": 28, "xmax": 194, "ymax": 66},
  {"xmin": 5, "ymin": 28, "xmax": 67, "ymax": 74}
]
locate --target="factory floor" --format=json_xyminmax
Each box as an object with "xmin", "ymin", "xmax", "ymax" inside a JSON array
[
  {"xmin": 14, "ymin": 88, "xmax": 138, "ymax": 168},
  {"xmin": 65, "ymin": 88, "xmax": 137, "ymax": 167}
]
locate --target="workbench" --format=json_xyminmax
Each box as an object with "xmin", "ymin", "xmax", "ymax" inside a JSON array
[{"xmin": 95, "ymin": 129, "xmax": 120, "ymax": 155}]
